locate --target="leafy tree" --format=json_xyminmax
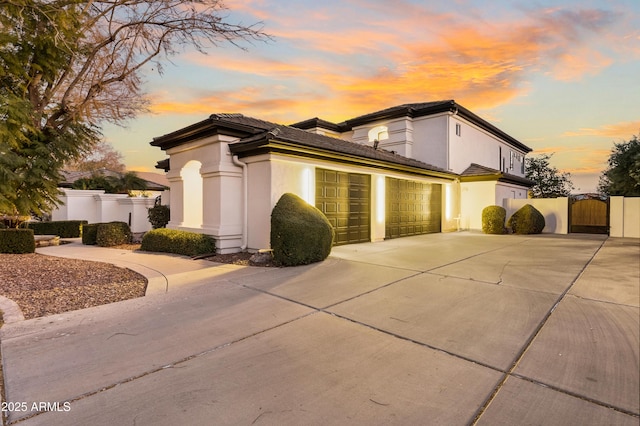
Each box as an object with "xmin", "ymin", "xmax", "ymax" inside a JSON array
[
  {"xmin": 525, "ymin": 153, "xmax": 575, "ymax": 198},
  {"xmin": 598, "ymin": 135, "xmax": 640, "ymax": 196},
  {"xmin": 0, "ymin": 0, "xmax": 268, "ymax": 220},
  {"xmin": 65, "ymin": 140, "xmax": 126, "ymax": 172}
]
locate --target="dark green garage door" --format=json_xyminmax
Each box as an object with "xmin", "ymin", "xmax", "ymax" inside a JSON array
[
  {"xmin": 386, "ymin": 178, "xmax": 441, "ymax": 239},
  {"xmin": 316, "ymin": 169, "xmax": 370, "ymax": 245}
]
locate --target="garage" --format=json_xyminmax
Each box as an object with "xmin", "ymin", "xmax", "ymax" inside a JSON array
[
  {"xmin": 316, "ymin": 169, "xmax": 371, "ymax": 245},
  {"xmin": 386, "ymin": 178, "xmax": 441, "ymax": 239}
]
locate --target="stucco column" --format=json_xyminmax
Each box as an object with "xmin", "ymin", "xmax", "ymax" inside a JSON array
[
  {"xmin": 370, "ymin": 174, "xmax": 386, "ymax": 242},
  {"xmin": 166, "ymin": 170, "xmax": 184, "ymax": 227},
  {"xmin": 200, "ymin": 163, "xmax": 243, "ymax": 253}
]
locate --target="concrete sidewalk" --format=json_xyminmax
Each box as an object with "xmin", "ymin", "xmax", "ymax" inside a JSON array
[{"xmin": 1, "ymin": 233, "xmax": 638, "ymax": 425}]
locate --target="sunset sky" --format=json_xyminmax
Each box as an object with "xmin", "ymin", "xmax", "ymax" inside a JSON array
[{"xmin": 103, "ymin": 0, "xmax": 640, "ymax": 193}]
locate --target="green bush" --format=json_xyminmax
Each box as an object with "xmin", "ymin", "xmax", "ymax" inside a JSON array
[
  {"xmin": 141, "ymin": 228, "xmax": 215, "ymax": 256},
  {"xmin": 26, "ymin": 220, "xmax": 88, "ymax": 238},
  {"xmin": 96, "ymin": 222, "xmax": 131, "ymax": 247},
  {"xmin": 0, "ymin": 222, "xmax": 6, "ymax": 229},
  {"xmin": 148, "ymin": 205, "xmax": 170, "ymax": 229},
  {"xmin": 270, "ymin": 193, "xmax": 334, "ymax": 266},
  {"xmin": 82, "ymin": 223, "xmax": 99, "ymax": 245},
  {"xmin": 482, "ymin": 206, "xmax": 506, "ymax": 234},
  {"xmin": 507, "ymin": 204, "xmax": 546, "ymax": 234},
  {"xmin": 0, "ymin": 229, "xmax": 35, "ymax": 253}
]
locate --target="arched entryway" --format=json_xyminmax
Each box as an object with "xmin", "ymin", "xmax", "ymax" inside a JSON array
[{"xmin": 181, "ymin": 160, "xmax": 203, "ymax": 228}]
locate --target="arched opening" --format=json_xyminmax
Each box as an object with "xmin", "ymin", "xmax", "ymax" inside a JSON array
[{"xmin": 181, "ymin": 160, "xmax": 203, "ymax": 228}]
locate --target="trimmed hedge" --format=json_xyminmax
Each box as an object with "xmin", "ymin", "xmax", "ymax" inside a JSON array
[
  {"xmin": 270, "ymin": 193, "xmax": 334, "ymax": 266},
  {"xmin": 82, "ymin": 223, "xmax": 99, "ymax": 245},
  {"xmin": 507, "ymin": 204, "xmax": 546, "ymax": 234},
  {"xmin": 81, "ymin": 222, "xmax": 131, "ymax": 246},
  {"xmin": 0, "ymin": 229, "xmax": 35, "ymax": 253},
  {"xmin": 141, "ymin": 228, "xmax": 215, "ymax": 256},
  {"xmin": 482, "ymin": 206, "xmax": 506, "ymax": 234},
  {"xmin": 96, "ymin": 222, "xmax": 131, "ymax": 247},
  {"xmin": 26, "ymin": 220, "xmax": 88, "ymax": 238}
]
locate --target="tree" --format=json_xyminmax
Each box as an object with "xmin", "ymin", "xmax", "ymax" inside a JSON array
[
  {"xmin": 598, "ymin": 135, "xmax": 640, "ymax": 196},
  {"xmin": 525, "ymin": 153, "xmax": 575, "ymax": 198},
  {"xmin": 0, "ymin": 0, "xmax": 268, "ymax": 220},
  {"xmin": 71, "ymin": 171, "xmax": 147, "ymax": 193},
  {"xmin": 65, "ymin": 140, "xmax": 125, "ymax": 172}
]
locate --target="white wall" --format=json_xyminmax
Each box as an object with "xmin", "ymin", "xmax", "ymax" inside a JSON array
[
  {"xmin": 610, "ymin": 197, "xmax": 640, "ymax": 238},
  {"xmin": 448, "ymin": 116, "xmax": 527, "ymax": 176},
  {"xmin": 52, "ymin": 189, "xmax": 104, "ymax": 223},
  {"xmin": 504, "ymin": 198, "xmax": 569, "ymax": 234},
  {"xmin": 460, "ymin": 181, "xmax": 497, "ymax": 230},
  {"xmin": 411, "ymin": 114, "xmax": 448, "ymax": 171},
  {"xmin": 51, "ymin": 189, "xmax": 155, "ymax": 233}
]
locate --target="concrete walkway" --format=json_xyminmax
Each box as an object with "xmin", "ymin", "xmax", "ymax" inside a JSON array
[{"xmin": 1, "ymin": 233, "xmax": 638, "ymax": 425}]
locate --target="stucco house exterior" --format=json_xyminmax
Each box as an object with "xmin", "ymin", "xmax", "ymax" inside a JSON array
[{"xmin": 151, "ymin": 100, "xmax": 533, "ymax": 253}]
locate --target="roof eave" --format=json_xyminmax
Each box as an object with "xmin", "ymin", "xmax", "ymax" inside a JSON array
[
  {"xmin": 150, "ymin": 117, "xmax": 261, "ymax": 150},
  {"xmin": 230, "ymin": 137, "xmax": 457, "ymax": 181}
]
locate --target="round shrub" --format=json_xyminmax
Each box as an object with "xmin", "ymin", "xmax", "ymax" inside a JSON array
[
  {"xmin": 0, "ymin": 229, "xmax": 35, "ymax": 253},
  {"xmin": 270, "ymin": 193, "xmax": 334, "ymax": 266},
  {"xmin": 482, "ymin": 205, "xmax": 506, "ymax": 234},
  {"xmin": 507, "ymin": 204, "xmax": 546, "ymax": 234},
  {"xmin": 148, "ymin": 205, "xmax": 170, "ymax": 229},
  {"xmin": 141, "ymin": 228, "xmax": 215, "ymax": 257}
]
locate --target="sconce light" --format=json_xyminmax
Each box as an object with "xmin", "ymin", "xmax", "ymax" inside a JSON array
[{"xmin": 373, "ymin": 139, "xmax": 379, "ymax": 150}]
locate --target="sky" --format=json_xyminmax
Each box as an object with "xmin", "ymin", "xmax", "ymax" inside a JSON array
[{"xmin": 103, "ymin": 0, "xmax": 640, "ymax": 194}]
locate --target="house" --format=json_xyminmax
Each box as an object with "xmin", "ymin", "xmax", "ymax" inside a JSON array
[{"xmin": 151, "ymin": 100, "xmax": 533, "ymax": 253}]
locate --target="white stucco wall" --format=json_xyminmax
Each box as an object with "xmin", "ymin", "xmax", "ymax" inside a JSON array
[
  {"xmin": 51, "ymin": 189, "xmax": 154, "ymax": 232},
  {"xmin": 52, "ymin": 189, "xmax": 104, "ymax": 223},
  {"xmin": 504, "ymin": 198, "xmax": 569, "ymax": 234},
  {"xmin": 117, "ymin": 197, "xmax": 156, "ymax": 233},
  {"xmin": 448, "ymin": 117, "xmax": 527, "ymax": 176},
  {"xmin": 460, "ymin": 181, "xmax": 497, "ymax": 231},
  {"xmin": 610, "ymin": 196, "xmax": 640, "ymax": 238},
  {"xmin": 410, "ymin": 114, "xmax": 448, "ymax": 171}
]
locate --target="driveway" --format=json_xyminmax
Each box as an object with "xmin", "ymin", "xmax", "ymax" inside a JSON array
[{"xmin": 1, "ymin": 233, "xmax": 638, "ymax": 425}]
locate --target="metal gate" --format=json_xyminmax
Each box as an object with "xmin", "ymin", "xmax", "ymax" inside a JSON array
[{"xmin": 569, "ymin": 198, "xmax": 609, "ymax": 234}]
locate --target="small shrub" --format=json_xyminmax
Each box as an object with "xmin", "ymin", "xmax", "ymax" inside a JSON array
[
  {"xmin": 82, "ymin": 223, "xmax": 99, "ymax": 245},
  {"xmin": 482, "ymin": 206, "xmax": 506, "ymax": 234},
  {"xmin": 141, "ymin": 228, "xmax": 215, "ymax": 256},
  {"xmin": 26, "ymin": 220, "xmax": 88, "ymax": 238},
  {"xmin": 0, "ymin": 222, "xmax": 6, "ymax": 229},
  {"xmin": 96, "ymin": 222, "xmax": 132, "ymax": 247},
  {"xmin": 148, "ymin": 205, "xmax": 170, "ymax": 229},
  {"xmin": 507, "ymin": 204, "xmax": 546, "ymax": 234},
  {"xmin": 270, "ymin": 193, "xmax": 334, "ymax": 266},
  {"xmin": 0, "ymin": 229, "xmax": 35, "ymax": 253}
]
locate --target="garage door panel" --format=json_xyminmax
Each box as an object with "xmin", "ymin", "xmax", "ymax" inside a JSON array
[
  {"xmin": 317, "ymin": 169, "xmax": 371, "ymax": 245},
  {"xmin": 386, "ymin": 177, "xmax": 441, "ymax": 239}
]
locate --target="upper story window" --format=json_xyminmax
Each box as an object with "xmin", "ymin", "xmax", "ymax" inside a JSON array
[
  {"xmin": 368, "ymin": 125, "xmax": 389, "ymax": 142},
  {"xmin": 455, "ymin": 123, "xmax": 462, "ymax": 137}
]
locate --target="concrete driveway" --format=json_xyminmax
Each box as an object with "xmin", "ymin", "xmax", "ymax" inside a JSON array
[{"xmin": 1, "ymin": 233, "xmax": 638, "ymax": 425}]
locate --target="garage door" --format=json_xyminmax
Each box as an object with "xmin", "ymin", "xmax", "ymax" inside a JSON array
[
  {"xmin": 316, "ymin": 169, "xmax": 370, "ymax": 245},
  {"xmin": 386, "ymin": 178, "xmax": 441, "ymax": 239}
]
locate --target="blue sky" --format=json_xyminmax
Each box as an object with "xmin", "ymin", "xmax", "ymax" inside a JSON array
[{"xmin": 104, "ymin": 0, "xmax": 640, "ymax": 193}]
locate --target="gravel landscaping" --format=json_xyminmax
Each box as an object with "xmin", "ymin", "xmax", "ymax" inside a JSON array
[{"xmin": 0, "ymin": 253, "xmax": 147, "ymax": 320}]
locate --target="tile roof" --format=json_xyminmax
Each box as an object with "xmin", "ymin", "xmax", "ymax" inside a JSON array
[
  {"xmin": 461, "ymin": 163, "xmax": 534, "ymax": 187},
  {"xmin": 214, "ymin": 114, "xmax": 452, "ymax": 175}
]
